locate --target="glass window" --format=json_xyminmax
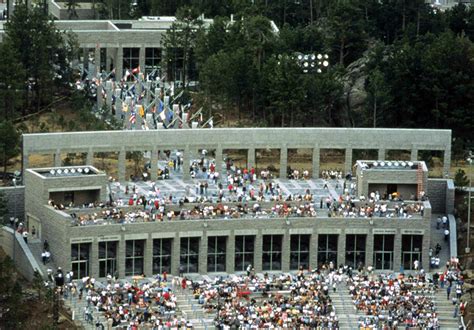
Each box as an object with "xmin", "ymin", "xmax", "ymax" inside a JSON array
[
  {"xmin": 71, "ymin": 243, "xmax": 90, "ymax": 279},
  {"xmin": 145, "ymin": 48, "xmax": 161, "ymax": 74},
  {"xmin": 125, "ymin": 240, "xmax": 145, "ymax": 276},
  {"xmin": 207, "ymin": 236, "xmax": 226, "ymax": 272},
  {"xmin": 262, "ymin": 235, "xmax": 283, "ymax": 271},
  {"xmin": 235, "ymin": 235, "xmax": 254, "ymax": 272},
  {"xmin": 290, "ymin": 235, "xmax": 310, "ymax": 270},
  {"xmin": 180, "ymin": 237, "xmax": 199, "ymax": 273},
  {"xmin": 345, "ymin": 235, "xmax": 366, "ymax": 269},
  {"xmin": 99, "ymin": 241, "xmax": 117, "ymax": 278},
  {"xmin": 374, "ymin": 235, "xmax": 394, "ymax": 270},
  {"xmin": 317, "ymin": 234, "xmax": 338, "ymax": 266},
  {"xmin": 402, "ymin": 235, "xmax": 423, "ymax": 270},
  {"xmin": 153, "ymin": 239, "xmax": 172, "ymax": 275},
  {"xmin": 122, "ymin": 47, "xmax": 140, "ymax": 80}
]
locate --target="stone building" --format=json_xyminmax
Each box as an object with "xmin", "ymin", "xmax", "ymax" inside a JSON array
[{"xmin": 20, "ymin": 128, "xmax": 455, "ymax": 279}]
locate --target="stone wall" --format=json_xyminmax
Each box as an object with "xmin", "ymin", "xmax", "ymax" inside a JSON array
[
  {"xmin": 0, "ymin": 227, "xmax": 44, "ymax": 281},
  {"xmin": 0, "ymin": 186, "xmax": 25, "ymax": 224},
  {"xmin": 427, "ymin": 179, "xmax": 450, "ymax": 214}
]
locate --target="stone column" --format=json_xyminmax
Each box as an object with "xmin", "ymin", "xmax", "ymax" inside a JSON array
[
  {"xmin": 139, "ymin": 47, "xmax": 146, "ymax": 74},
  {"xmin": 95, "ymin": 46, "xmax": 101, "ymax": 77},
  {"xmin": 443, "ymin": 147, "xmax": 451, "ymax": 178},
  {"xmin": 90, "ymin": 240, "xmax": 99, "ymax": 278},
  {"xmin": 116, "ymin": 47, "xmax": 123, "ymax": 81},
  {"xmin": 86, "ymin": 148, "xmax": 94, "ymax": 166},
  {"xmin": 254, "ymin": 232, "xmax": 263, "ymax": 273},
  {"xmin": 22, "ymin": 153, "xmax": 29, "ymax": 174},
  {"xmin": 105, "ymin": 48, "xmax": 112, "ymax": 73},
  {"xmin": 279, "ymin": 146, "xmax": 288, "ymax": 179},
  {"xmin": 226, "ymin": 233, "xmax": 235, "ymax": 274},
  {"xmin": 344, "ymin": 148, "xmax": 353, "ymax": 175},
  {"xmin": 393, "ymin": 232, "xmax": 402, "ymax": 272},
  {"xmin": 171, "ymin": 236, "xmax": 180, "ymax": 276},
  {"xmin": 310, "ymin": 233, "xmax": 318, "ymax": 271},
  {"xmin": 378, "ymin": 148, "xmax": 386, "ymax": 161},
  {"xmin": 117, "ymin": 239, "xmax": 125, "ymax": 278},
  {"xmin": 106, "ymin": 81, "xmax": 113, "ymax": 106},
  {"xmin": 144, "ymin": 237, "xmax": 153, "ymax": 277},
  {"xmin": 281, "ymin": 230, "xmax": 291, "ymax": 273},
  {"xmin": 215, "ymin": 145, "xmax": 223, "ymax": 177},
  {"xmin": 150, "ymin": 148, "xmax": 158, "ymax": 181},
  {"xmin": 247, "ymin": 148, "xmax": 255, "ymax": 170},
  {"xmin": 199, "ymin": 234, "xmax": 208, "ymax": 274},
  {"xmin": 365, "ymin": 233, "xmax": 374, "ymax": 268},
  {"xmin": 97, "ymin": 83, "xmax": 104, "ymax": 108},
  {"xmin": 337, "ymin": 233, "xmax": 346, "ymax": 266},
  {"xmin": 183, "ymin": 146, "xmax": 191, "ymax": 180},
  {"xmin": 410, "ymin": 148, "xmax": 418, "ymax": 162},
  {"xmin": 118, "ymin": 148, "xmax": 126, "ymax": 182},
  {"xmin": 421, "ymin": 234, "xmax": 430, "ymax": 271},
  {"xmin": 54, "ymin": 149, "xmax": 61, "ymax": 167},
  {"xmin": 312, "ymin": 147, "xmax": 320, "ymax": 179}
]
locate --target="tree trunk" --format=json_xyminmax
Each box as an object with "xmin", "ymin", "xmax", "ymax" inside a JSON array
[
  {"xmin": 339, "ymin": 39, "xmax": 345, "ymax": 66},
  {"xmin": 309, "ymin": 0, "xmax": 313, "ymax": 24}
]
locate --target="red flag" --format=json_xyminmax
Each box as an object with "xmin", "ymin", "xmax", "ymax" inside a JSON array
[{"xmin": 132, "ymin": 66, "xmax": 140, "ymax": 74}]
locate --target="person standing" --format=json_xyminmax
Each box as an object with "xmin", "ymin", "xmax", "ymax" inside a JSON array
[
  {"xmin": 444, "ymin": 229, "xmax": 450, "ymax": 241},
  {"xmin": 22, "ymin": 230, "xmax": 28, "ymax": 244}
]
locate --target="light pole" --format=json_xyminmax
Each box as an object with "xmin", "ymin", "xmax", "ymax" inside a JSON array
[
  {"xmin": 466, "ymin": 152, "xmax": 472, "ymax": 254},
  {"xmin": 12, "ymin": 178, "xmax": 17, "ymax": 263}
]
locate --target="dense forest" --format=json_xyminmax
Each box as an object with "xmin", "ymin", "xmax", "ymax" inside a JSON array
[
  {"xmin": 0, "ymin": 0, "xmax": 473, "ymax": 161},
  {"xmin": 155, "ymin": 0, "xmax": 474, "ymax": 153}
]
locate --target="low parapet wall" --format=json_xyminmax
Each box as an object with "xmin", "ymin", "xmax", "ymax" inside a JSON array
[{"xmin": 0, "ymin": 227, "xmax": 44, "ymax": 281}]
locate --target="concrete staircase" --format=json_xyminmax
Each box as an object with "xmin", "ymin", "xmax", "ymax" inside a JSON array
[
  {"xmin": 331, "ymin": 285, "xmax": 359, "ymax": 330},
  {"xmin": 434, "ymin": 288, "xmax": 460, "ymax": 329},
  {"xmin": 173, "ymin": 288, "xmax": 215, "ymax": 330},
  {"xmin": 27, "ymin": 239, "xmax": 57, "ymax": 277}
]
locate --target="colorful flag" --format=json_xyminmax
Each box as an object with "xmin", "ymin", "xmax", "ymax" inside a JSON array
[
  {"xmin": 138, "ymin": 105, "xmax": 145, "ymax": 118},
  {"xmin": 132, "ymin": 66, "xmax": 140, "ymax": 74},
  {"xmin": 122, "ymin": 104, "xmax": 129, "ymax": 113},
  {"xmin": 129, "ymin": 112, "xmax": 136, "ymax": 124}
]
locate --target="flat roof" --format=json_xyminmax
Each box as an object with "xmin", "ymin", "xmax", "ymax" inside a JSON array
[{"xmin": 30, "ymin": 165, "xmax": 103, "ymax": 178}]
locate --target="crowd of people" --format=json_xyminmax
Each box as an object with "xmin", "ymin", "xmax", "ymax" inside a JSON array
[
  {"xmin": 349, "ymin": 272, "xmax": 439, "ymax": 328},
  {"xmin": 188, "ymin": 266, "xmax": 340, "ymax": 329},
  {"xmin": 63, "ymin": 275, "xmax": 192, "ymax": 328}
]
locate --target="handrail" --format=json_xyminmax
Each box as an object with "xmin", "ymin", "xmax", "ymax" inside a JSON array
[{"xmin": 448, "ymin": 214, "xmax": 457, "ymax": 259}]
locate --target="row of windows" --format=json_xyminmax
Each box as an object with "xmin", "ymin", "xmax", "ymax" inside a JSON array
[{"xmin": 71, "ymin": 234, "xmax": 423, "ymax": 279}]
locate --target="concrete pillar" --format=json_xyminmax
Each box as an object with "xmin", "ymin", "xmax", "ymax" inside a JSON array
[
  {"xmin": 86, "ymin": 148, "xmax": 94, "ymax": 166},
  {"xmin": 171, "ymin": 236, "xmax": 180, "ymax": 275},
  {"xmin": 116, "ymin": 47, "xmax": 123, "ymax": 80},
  {"xmin": 310, "ymin": 233, "xmax": 318, "ymax": 271},
  {"xmin": 337, "ymin": 233, "xmax": 346, "ymax": 266},
  {"xmin": 393, "ymin": 233, "xmax": 402, "ymax": 272},
  {"xmin": 106, "ymin": 48, "xmax": 112, "ymax": 72},
  {"xmin": 118, "ymin": 148, "xmax": 126, "ymax": 182},
  {"xmin": 254, "ymin": 232, "xmax": 262, "ymax": 273},
  {"xmin": 226, "ymin": 233, "xmax": 235, "ymax": 274},
  {"xmin": 144, "ymin": 237, "xmax": 152, "ymax": 277},
  {"xmin": 410, "ymin": 148, "xmax": 418, "ymax": 162},
  {"xmin": 365, "ymin": 233, "xmax": 374, "ymax": 268},
  {"xmin": 54, "ymin": 149, "xmax": 61, "ymax": 167},
  {"xmin": 312, "ymin": 147, "xmax": 320, "ymax": 178},
  {"xmin": 247, "ymin": 148, "xmax": 255, "ymax": 170},
  {"xmin": 97, "ymin": 83, "xmax": 104, "ymax": 108},
  {"xmin": 22, "ymin": 153, "xmax": 29, "ymax": 173},
  {"xmin": 90, "ymin": 241, "xmax": 99, "ymax": 278},
  {"xmin": 281, "ymin": 231, "xmax": 290, "ymax": 273},
  {"xmin": 344, "ymin": 148, "xmax": 353, "ymax": 175},
  {"xmin": 421, "ymin": 234, "xmax": 430, "ymax": 271},
  {"xmin": 106, "ymin": 81, "xmax": 113, "ymax": 106},
  {"xmin": 150, "ymin": 148, "xmax": 158, "ymax": 181},
  {"xmin": 199, "ymin": 234, "xmax": 208, "ymax": 274},
  {"xmin": 443, "ymin": 147, "xmax": 451, "ymax": 178},
  {"xmin": 183, "ymin": 146, "xmax": 191, "ymax": 180},
  {"xmin": 215, "ymin": 145, "xmax": 223, "ymax": 176},
  {"xmin": 139, "ymin": 46, "xmax": 146, "ymax": 75},
  {"xmin": 118, "ymin": 239, "xmax": 125, "ymax": 278},
  {"xmin": 94, "ymin": 47, "xmax": 101, "ymax": 77},
  {"xmin": 378, "ymin": 148, "xmax": 386, "ymax": 161},
  {"xmin": 280, "ymin": 146, "xmax": 288, "ymax": 179}
]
